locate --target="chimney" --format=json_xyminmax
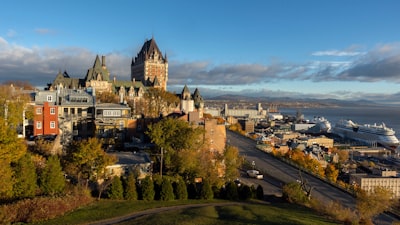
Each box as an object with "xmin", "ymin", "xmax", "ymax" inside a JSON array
[{"xmin": 102, "ymin": 55, "xmax": 106, "ymax": 67}]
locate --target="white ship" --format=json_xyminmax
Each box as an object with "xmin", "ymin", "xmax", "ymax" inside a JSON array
[
  {"xmin": 333, "ymin": 119, "xmax": 400, "ymax": 149},
  {"xmin": 292, "ymin": 115, "xmax": 332, "ymax": 134}
]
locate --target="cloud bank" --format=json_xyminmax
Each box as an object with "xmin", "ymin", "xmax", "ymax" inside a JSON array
[{"xmin": 0, "ymin": 36, "xmax": 399, "ymax": 101}]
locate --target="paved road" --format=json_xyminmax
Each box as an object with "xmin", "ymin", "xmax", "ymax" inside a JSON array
[{"xmin": 227, "ymin": 130, "xmax": 398, "ymax": 224}]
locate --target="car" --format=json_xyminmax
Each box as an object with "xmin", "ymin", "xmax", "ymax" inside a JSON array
[{"xmin": 246, "ymin": 170, "xmax": 263, "ymax": 179}]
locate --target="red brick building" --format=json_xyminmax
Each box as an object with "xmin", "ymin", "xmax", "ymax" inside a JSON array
[{"xmin": 33, "ymin": 102, "xmax": 59, "ymax": 137}]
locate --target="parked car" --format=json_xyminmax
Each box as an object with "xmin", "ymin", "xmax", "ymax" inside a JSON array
[{"xmin": 246, "ymin": 170, "xmax": 263, "ymax": 179}]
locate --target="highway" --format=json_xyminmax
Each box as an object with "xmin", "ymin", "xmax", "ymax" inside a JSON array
[{"xmin": 227, "ymin": 130, "xmax": 397, "ymax": 224}]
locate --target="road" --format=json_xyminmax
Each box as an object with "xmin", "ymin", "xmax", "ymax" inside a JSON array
[{"xmin": 227, "ymin": 130, "xmax": 398, "ymax": 224}]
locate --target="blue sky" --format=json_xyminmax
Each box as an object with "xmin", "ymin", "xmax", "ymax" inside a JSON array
[{"xmin": 1, "ymin": 0, "xmax": 400, "ymax": 102}]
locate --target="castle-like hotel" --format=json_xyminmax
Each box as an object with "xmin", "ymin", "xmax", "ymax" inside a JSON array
[{"xmin": 30, "ymin": 38, "xmax": 220, "ymax": 152}]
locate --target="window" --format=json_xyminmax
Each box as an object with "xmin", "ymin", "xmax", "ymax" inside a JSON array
[
  {"xmin": 50, "ymin": 121, "xmax": 56, "ymax": 129},
  {"xmin": 37, "ymin": 121, "xmax": 42, "ymax": 129},
  {"xmin": 47, "ymin": 95, "xmax": 53, "ymax": 102},
  {"xmin": 36, "ymin": 108, "xmax": 42, "ymax": 114},
  {"xmin": 50, "ymin": 108, "xmax": 55, "ymax": 115}
]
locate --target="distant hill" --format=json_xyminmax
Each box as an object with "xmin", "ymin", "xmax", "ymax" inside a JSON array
[{"xmin": 206, "ymin": 94, "xmax": 385, "ymax": 108}]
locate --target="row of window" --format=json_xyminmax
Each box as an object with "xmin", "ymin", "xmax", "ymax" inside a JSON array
[
  {"xmin": 36, "ymin": 107, "xmax": 56, "ymax": 115},
  {"xmin": 36, "ymin": 121, "xmax": 56, "ymax": 129}
]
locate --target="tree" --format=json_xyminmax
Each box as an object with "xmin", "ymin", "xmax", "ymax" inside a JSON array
[
  {"xmin": 0, "ymin": 117, "xmax": 27, "ymax": 163},
  {"xmin": 238, "ymin": 185, "xmax": 252, "ymax": 200},
  {"xmin": 64, "ymin": 138, "xmax": 117, "ymax": 186},
  {"xmin": 124, "ymin": 173, "xmax": 138, "ymax": 200},
  {"xmin": 140, "ymin": 176, "xmax": 155, "ymax": 201},
  {"xmin": 108, "ymin": 176, "xmax": 124, "ymax": 200},
  {"xmin": 173, "ymin": 177, "xmax": 188, "ymax": 200},
  {"xmin": 224, "ymin": 145, "xmax": 242, "ymax": 181},
  {"xmin": 224, "ymin": 181, "xmax": 239, "ymax": 200},
  {"xmin": 199, "ymin": 180, "xmax": 214, "ymax": 200},
  {"xmin": 40, "ymin": 156, "xmax": 65, "ymax": 196},
  {"xmin": 0, "ymin": 160, "xmax": 14, "ymax": 200},
  {"xmin": 146, "ymin": 117, "xmax": 204, "ymax": 173},
  {"xmin": 282, "ymin": 182, "xmax": 309, "ymax": 205},
  {"xmin": 325, "ymin": 164, "xmax": 339, "ymax": 182},
  {"xmin": 356, "ymin": 187, "xmax": 394, "ymax": 224},
  {"xmin": 141, "ymin": 88, "xmax": 179, "ymax": 118},
  {"xmin": 13, "ymin": 153, "xmax": 37, "ymax": 199},
  {"xmin": 160, "ymin": 177, "xmax": 174, "ymax": 201},
  {"xmin": 256, "ymin": 185, "xmax": 264, "ymax": 200}
]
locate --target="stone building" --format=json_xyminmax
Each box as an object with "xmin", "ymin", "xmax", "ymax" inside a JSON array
[{"xmin": 131, "ymin": 38, "xmax": 168, "ymax": 91}]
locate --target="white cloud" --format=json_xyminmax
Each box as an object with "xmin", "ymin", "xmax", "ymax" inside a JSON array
[{"xmin": 312, "ymin": 50, "xmax": 364, "ymax": 57}]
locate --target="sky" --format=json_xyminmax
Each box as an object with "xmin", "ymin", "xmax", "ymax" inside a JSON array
[{"xmin": 1, "ymin": 0, "xmax": 400, "ymax": 103}]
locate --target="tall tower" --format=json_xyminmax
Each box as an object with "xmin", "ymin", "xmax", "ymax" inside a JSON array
[{"xmin": 131, "ymin": 38, "xmax": 168, "ymax": 91}]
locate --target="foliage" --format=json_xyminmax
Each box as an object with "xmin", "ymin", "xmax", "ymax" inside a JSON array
[
  {"xmin": 140, "ymin": 176, "xmax": 155, "ymax": 201},
  {"xmin": 199, "ymin": 180, "xmax": 214, "ymax": 200},
  {"xmin": 324, "ymin": 164, "xmax": 339, "ymax": 182},
  {"xmin": 31, "ymin": 139, "xmax": 54, "ymax": 157},
  {"xmin": 224, "ymin": 145, "xmax": 242, "ymax": 181},
  {"xmin": 13, "ymin": 153, "xmax": 37, "ymax": 199},
  {"xmin": 224, "ymin": 181, "xmax": 239, "ymax": 200},
  {"xmin": 108, "ymin": 176, "xmax": 124, "ymax": 200},
  {"xmin": 0, "ymin": 117, "xmax": 27, "ymax": 163},
  {"xmin": 187, "ymin": 183, "xmax": 199, "ymax": 199},
  {"xmin": 141, "ymin": 88, "xmax": 180, "ymax": 118},
  {"xmin": 124, "ymin": 173, "xmax": 138, "ymax": 200},
  {"xmin": 0, "ymin": 160, "xmax": 14, "ymax": 200},
  {"xmin": 356, "ymin": 186, "xmax": 394, "ymax": 223},
  {"xmin": 64, "ymin": 138, "xmax": 117, "ymax": 185},
  {"xmin": 173, "ymin": 177, "xmax": 188, "ymax": 200},
  {"xmin": 0, "ymin": 191, "xmax": 92, "ymax": 223},
  {"xmin": 330, "ymin": 148, "xmax": 349, "ymax": 163},
  {"xmin": 96, "ymin": 91, "xmax": 118, "ymax": 104},
  {"xmin": 256, "ymin": 185, "xmax": 264, "ymax": 200},
  {"xmin": 40, "ymin": 156, "xmax": 65, "ymax": 196},
  {"xmin": 160, "ymin": 177, "xmax": 174, "ymax": 201},
  {"xmin": 282, "ymin": 182, "xmax": 309, "ymax": 205},
  {"xmin": 238, "ymin": 185, "xmax": 252, "ymax": 200},
  {"xmin": 146, "ymin": 117, "xmax": 204, "ymax": 173}
]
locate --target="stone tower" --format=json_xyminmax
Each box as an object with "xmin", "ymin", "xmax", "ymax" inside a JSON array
[{"xmin": 131, "ymin": 38, "xmax": 168, "ymax": 91}]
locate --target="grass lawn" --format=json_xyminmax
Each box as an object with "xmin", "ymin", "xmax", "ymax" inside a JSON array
[
  {"xmin": 116, "ymin": 203, "xmax": 339, "ymax": 225},
  {"xmin": 34, "ymin": 199, "xmax": 339, "ymax": 225}
]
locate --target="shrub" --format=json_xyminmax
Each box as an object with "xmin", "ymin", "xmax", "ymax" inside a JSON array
[
  {"xmin": 282, "ymin": 182, "xmax": 309, "ymax": 205},
  {"xmin": 124, "ymin": 173, "xmax": 138, "ymax": 200},
  {"xmin": 238, "ymin": 185, "xmax": 252, "ymax": 200},
  {"xmin": 224, "ymin": 181, "xmax": 239, "ymax": 200},
  {"xmin": 256, "ymin": 185, "xmax": 264, "ymax": 200},
  {"xmin": 140, "ymin": 176, "xmax": 155, "ymax": 201},
  {"xmin": 173, "ymin": 177, "xmax": 188, "ymax": 200},
  {"xmin": 199, "ymin": 180, "xmax": 214, "ymax": 200},
  {"xmin": 160, "ymin": 177, "xmax": 174, "ymax": 201},
  {"xmin": 108, "ymin": 176, "xmax": 124, "ymax": 200}
]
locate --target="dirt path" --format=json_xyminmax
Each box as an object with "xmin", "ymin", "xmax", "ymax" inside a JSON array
[{"xmin": 86, "ymin": 202, "xmax": 247, "ymax": 225}]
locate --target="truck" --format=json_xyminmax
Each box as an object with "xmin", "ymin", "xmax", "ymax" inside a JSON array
[{"xmin": 246, "ymin": 170, "xmax": 263, "ymax": 179}]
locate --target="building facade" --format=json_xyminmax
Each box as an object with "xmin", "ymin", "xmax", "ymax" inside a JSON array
[
  {"xmin": 33, "ymin": 101, "xmax": 59, "ymax": 137},
  {"xmin": 131, "ymin": 38, "xmax": 168, "ymax": 91}
]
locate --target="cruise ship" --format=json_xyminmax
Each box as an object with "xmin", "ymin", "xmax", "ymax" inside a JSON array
[{"xmin": 332, "ymin": 119, "xmax": 400, "ymax": 149}]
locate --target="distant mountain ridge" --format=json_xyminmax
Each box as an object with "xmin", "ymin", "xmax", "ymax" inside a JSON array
[{"xmin": 206, "ymin": 94, "xmax": 386, "ymax": 107}]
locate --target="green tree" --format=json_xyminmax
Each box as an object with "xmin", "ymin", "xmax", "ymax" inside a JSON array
[
  {"xmin": 238, "ymin": 185, "xmax": 252, "ymax": 200},
  {"xmin": 224, "ymin": 145, "xmax": 242, "ymax": 181},
  {"xmin": 173, "ymin": 177, "xmax": 188, "ymax": 200},
  {"xmin": 0, "ymin": 117, "xmax": 26, "ymax": 163},
  {"xmin": 64, "ymin": 138, "xmax": 117, "ymax": 186},
  {"xmin": 356, "ymin": 187, "xmax": 394, "ymax": 224},
  {"xmin": 282, "ymin": 182, "xmax": 309, "ymax": 205},
  {"xmin": 108, "ymin": 176, "xmax": 124, "ymax": 200},
  {"xmin": 13, "ymin": 153, "xmax": 37, "ymax": 199},
  {"xmin": 199, "ymin": 180, "xmax": 214, "ymax": 200},
  {"xmin": 140, "ymin": 176, "xmax": 155, "ymax": 201},
  {"xmin": 160, "ymin": 177, "xmax": 174, "ymax": 201},
  {"xmin": 40, "ymin": 156, "xmax": 65, "ymax": 196},
  {"xmin": 146, "ymin": 117, "xmax": 204, "ymax": 173},
  {"xmin": 256, "ymin": 185, "xmax": 264, "ymax": 200},
  {"xmin": 124, "ymin": 173, "xmax": 138, "ymax": 200},
  {"xmin": 224, "ymin": 181, "xmax": 239, "ymax": 200}
]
